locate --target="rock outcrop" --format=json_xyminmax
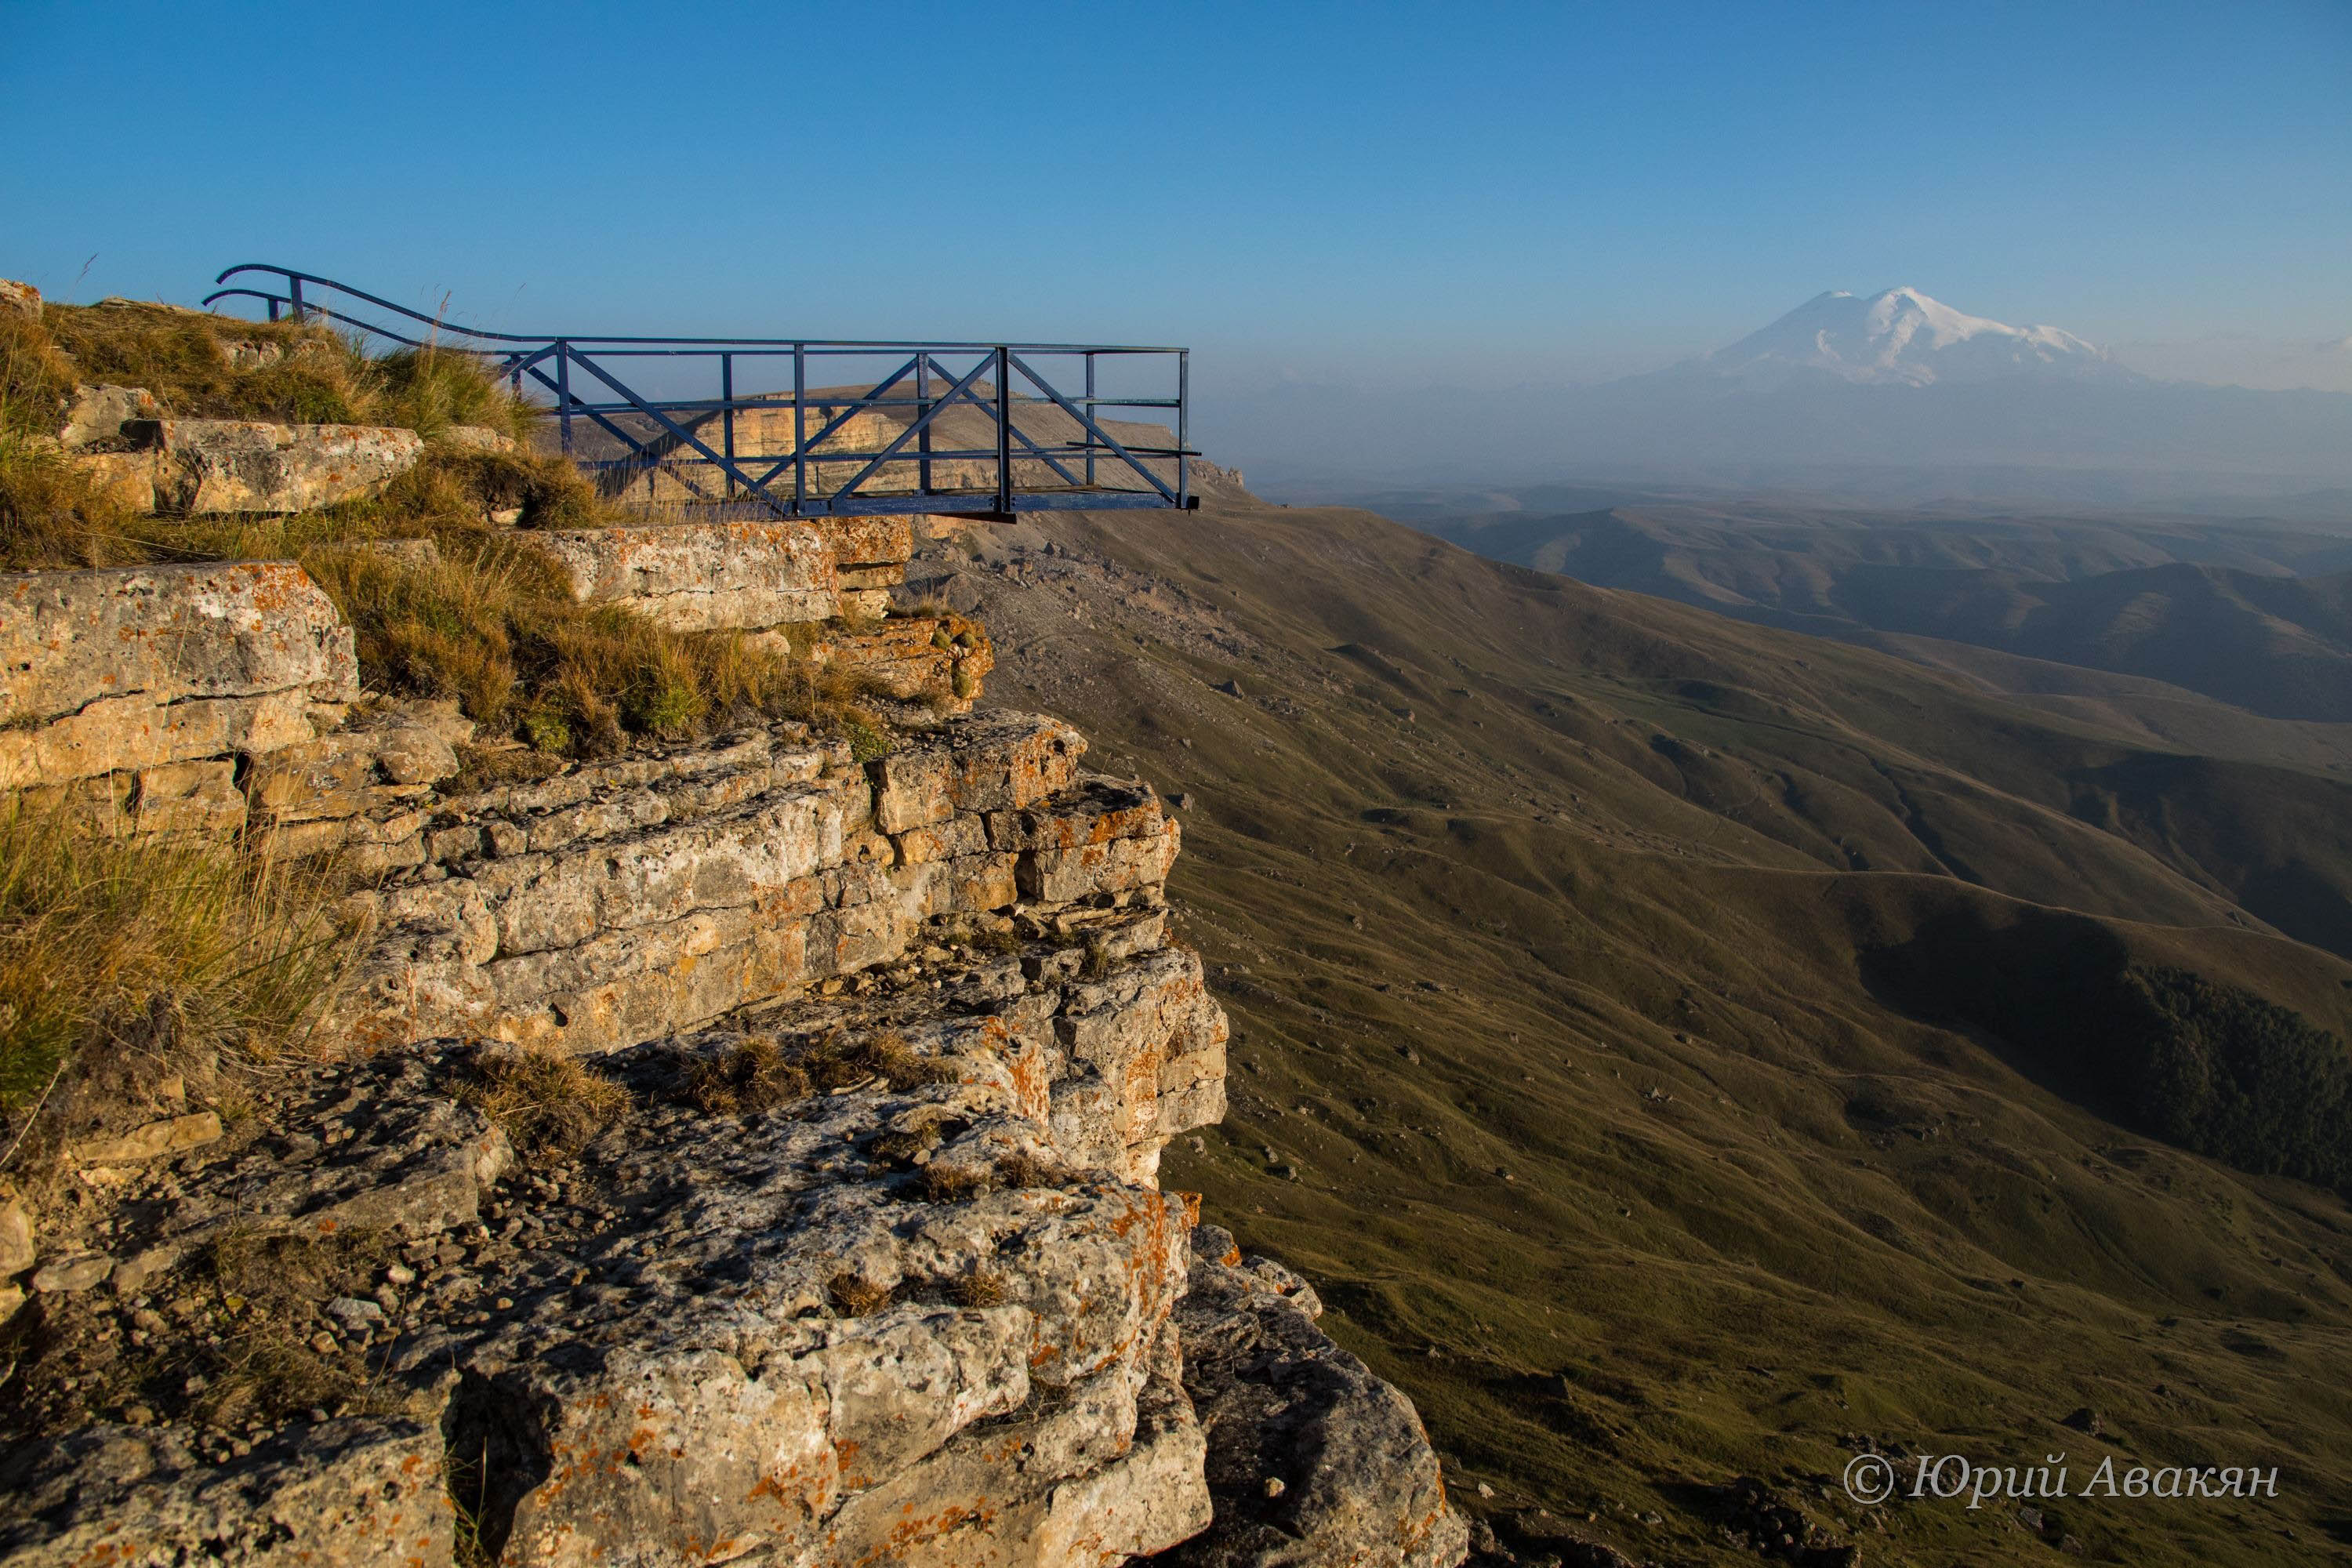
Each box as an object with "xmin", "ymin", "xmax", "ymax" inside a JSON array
[
  {"xmin": 328, "ymin": 711, "xmax": 1189, "ymax": 1058},
  {"xmin": 0, "ymin": 561, "xmax": 358, "ymax": 792},
  {"xmin": 1166, "ymin": 1228, "xmax": 1470, "ymax": 1568},
  {"xmin": 533, "ymin": 516, "xmax": 915, "ymax": 629},
  {"xmin": 0, "ymin": 710, "xmax": 1467, "ymax": 1564},
  {"xmin": 99, "ymin": 419, "xmax": 427, "ymax": 515},
  {"xmin": 1, "ymin": 703, "xmax": 1466, "ymax": 1566}
]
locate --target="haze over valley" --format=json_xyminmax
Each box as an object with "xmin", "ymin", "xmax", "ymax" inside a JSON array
[{"xmin": 1225, "ymin": 288, "xmax": 2352, "ymax": 508}]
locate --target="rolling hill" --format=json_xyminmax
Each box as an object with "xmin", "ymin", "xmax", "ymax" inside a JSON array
[
  {"xmin": 895, "ymin": 478, "xmax": 2352, "ymax": 1566},
  {"xmin": 1418, "ymin": 504, "xmax": 2352, "ymax": 730}
]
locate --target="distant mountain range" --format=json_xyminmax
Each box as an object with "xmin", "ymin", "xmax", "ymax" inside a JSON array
[
  {"xmin": 1418, "ymin": 499, "xmax": 2352, "ymax": 722},
  {"xmin": 1216, "ymin": 288, "xmax": 2352, "ymax": 505}
]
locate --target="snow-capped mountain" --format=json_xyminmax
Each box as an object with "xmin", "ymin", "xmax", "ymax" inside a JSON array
[
  {"xmin": 1220, "ymin": 288, "xmax": 2352, "ymax": 503},
  {"xmin": 1678, "ymin": 286, "xmax": 2141, "ymax": 388}
]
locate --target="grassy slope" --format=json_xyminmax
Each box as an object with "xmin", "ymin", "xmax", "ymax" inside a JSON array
[{"xmin": 913, "ymin": 489, "xmax": 2352, "ymax": 1566}]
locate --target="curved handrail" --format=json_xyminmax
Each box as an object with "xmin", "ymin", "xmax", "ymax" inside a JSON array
[{"xmin": 203, "ymin": 264, "xmax": 1184, "ymax": 354}]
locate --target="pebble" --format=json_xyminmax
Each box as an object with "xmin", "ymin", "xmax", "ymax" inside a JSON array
[{"xmin": 1262, "ymin": 1477, "xmax": 1286, "ymax": 1498}]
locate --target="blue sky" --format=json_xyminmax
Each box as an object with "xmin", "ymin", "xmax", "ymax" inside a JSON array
[{"xmin": 5, "ymin": 0, "xmax": 2349, "ymax": 403}]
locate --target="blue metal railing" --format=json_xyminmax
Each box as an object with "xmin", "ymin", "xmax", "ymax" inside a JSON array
[{"xmin": 202, "ymin": 265, "xmax": 1196, "ymax": 521}]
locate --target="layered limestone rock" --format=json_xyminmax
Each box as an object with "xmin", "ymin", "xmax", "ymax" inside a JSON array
[
  {"xmin": 331, "ymin": 711, "xmax": 1184, "ymax": 1059},
  {"xmin": 0, "ymin": 1418, "xmax": 454, "ymax": 1568},
  {"xmin": 528, "ymin": 516, "xmax": 991, "ymax": 707},
  {"xmin": 534, "ymin": 515, "xmax": 915, "ymax": 629},
  {"xmin": 0, "ymin": 561, "xmax": 358, "ymax": 790},
  {"xmin": 804, "ymin": 612, "xmax": 996, "ymax": 705},
  {"xmin": 115, "ymin": 419, "xmax": 426, "ymax": 515}
]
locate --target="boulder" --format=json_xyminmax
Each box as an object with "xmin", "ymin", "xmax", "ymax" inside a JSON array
[
  {"xmin": 1160, "ymin": 1225, "xmax": 1468, "ymax": 1568},
  {"xmin": 0, "ymin": 561, "xmax": 358, "ymax": 789},
  {"xmin": 67, "ymin": 1110, "xmax": 222, "ymax": 1167},
  {"xmin": 65, "ymin": 449, "xmax": 163, "ymax": 513},
  {"xmin": 0, "ymin": 278, "xmax": 38, "ymax": 319},
  {"xmin": 128, "ymin": 419, "xmax": 425, "ymax": 515},
  {"xmin": 58, "ymin": 384, "xmax": 161, "ymax": 448},
  {"xmin": 0, "ymin": 1192, "xmax": 31, "ymax": 1279},
  {"xmin": 437, "ymin": 424, "xmax": 516, "ymax": 453}
]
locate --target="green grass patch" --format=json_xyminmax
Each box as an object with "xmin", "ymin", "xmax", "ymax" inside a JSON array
[{"xmin": 0, "ymin": 804, "xmax": 345, "ymax": 1120}]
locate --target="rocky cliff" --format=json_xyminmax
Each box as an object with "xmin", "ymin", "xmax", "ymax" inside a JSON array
[{"xmin": 0, "ymin": 521, "xmax": 1465, "ymax": 1564}]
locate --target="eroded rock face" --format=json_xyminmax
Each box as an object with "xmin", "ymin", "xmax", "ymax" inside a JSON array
[
  {"xmin": 0, "ymin": 561, "xmax": 358, "ymax": 789},
  {"xmin": 129, "ymin": 419, "xmax": 426, "ymax": 515},
  {"xmin": 57, "ymin": 383, "xmax": 161, "ymax": 448},
  {"xmin": 0, "ymin": 1417, "xmax": 453, "ymax": 1568},
  {"xmin": 332, "ymin": 712, "xmax": 1192, "ymax": 1058},
  {"xmin": 533, "ymin": 516, "xmax": 913, "ymax": 631},
  {"xmin": 797, "ymin": 612, "xmax": 996, "ymax": 710}
]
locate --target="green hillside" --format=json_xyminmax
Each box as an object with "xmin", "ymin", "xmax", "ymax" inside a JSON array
[{"xmin": 909, "ymin": 486, "xmax": 2352, "ymax": 1566}]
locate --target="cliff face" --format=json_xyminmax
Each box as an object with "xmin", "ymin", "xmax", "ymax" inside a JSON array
[{"xmin": 2, "ymin": 703, "xmax": 1465, "ymax": 1566}]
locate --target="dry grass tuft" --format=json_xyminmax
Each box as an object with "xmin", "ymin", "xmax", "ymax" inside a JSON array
[
  {"xmin": 919, "ymin": 1149, "xmax": 1059, "ymax": 1203},
  {"xmin": 919, "ymin": 1164, "xmax": 989, "ymax": 1203},
  {"xmin": 0, "ymin": 803, "xmax": 345, "ymax": 1123},
  {"xmin": 948, "ymin": 1270, "xmax": 1010, "ymax": 1308},
  {"xmin": 300, "ymin": 533, "xmax": 841, "ymax": 757},
  {"xmin": 456, "ymin": 1045, "xmax": 626, "ymax": 1159},
  {"xmin": 800, "ymin": 1028, "xmax": 955, "ymax": 1094},
  {"xmin": 0, "ymin": 433, "xmax": 140, "ymax": 570},
  {"xmin": 680, "ymin": 1029, "xmax": 956, "ymax": 1120},
  {"xmin": 40, "ymin": 300, "xmax": 371, "ymax": 426},
  {"xmin": 26, "ymin": 299, "xmax": 543, "ymax": 440},
  {"xmin": 995, "ymin": 1149, "xmax": 1059, "ymax": 1189},
  {"xmin": 683, "ymin": 1036, "xmax": 810, "ymax": 1115},
  {"xmin": 828, "ymin": 1271, "xmax": 895, "ymax": 1316}
]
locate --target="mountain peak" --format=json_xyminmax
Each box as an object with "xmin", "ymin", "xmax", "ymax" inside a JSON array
[{"xmin": 1690, "ymin": 286, "xmax": 2136, "ymax": 387}]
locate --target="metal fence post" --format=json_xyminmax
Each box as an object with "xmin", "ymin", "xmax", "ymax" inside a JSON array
[
  {"xmin": 793, "ymin": 344, "xmax": 807, "ymax": 515},
  {"xmin": 1176, "ymin": 350, "xmax": 1189, "ymax": 510},
  {"xmin": 995, "ymin": 347, "xmax": 1014, "ymax": 517},
  {"xmin": 289, "ymin": 276, "xmax": 305, "ymax": 323},
  {"xmin": 720, "ymin": 353, "xmax": 736, "ymax": 501},
  {"xmin": 1084, "ymin": 352, "xmax": 1097, "ymax": 488},
  {"xmin": 916, "ymin": 354, "xmax": 933, "ymax": 496},
  {"xmin": 556, "ymin": 343, "xmax": 572, "ymax": 456}
]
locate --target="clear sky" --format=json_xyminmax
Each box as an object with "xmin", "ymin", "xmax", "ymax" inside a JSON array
[{"xmin": 5, "ymin": 0, "xmax": 2350, "ymax": 408}]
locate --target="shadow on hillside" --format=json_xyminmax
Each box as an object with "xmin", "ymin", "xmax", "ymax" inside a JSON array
[{"xmin": 1863, "ymin": 908, "xmax": 2352, "ymax": 1198}]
